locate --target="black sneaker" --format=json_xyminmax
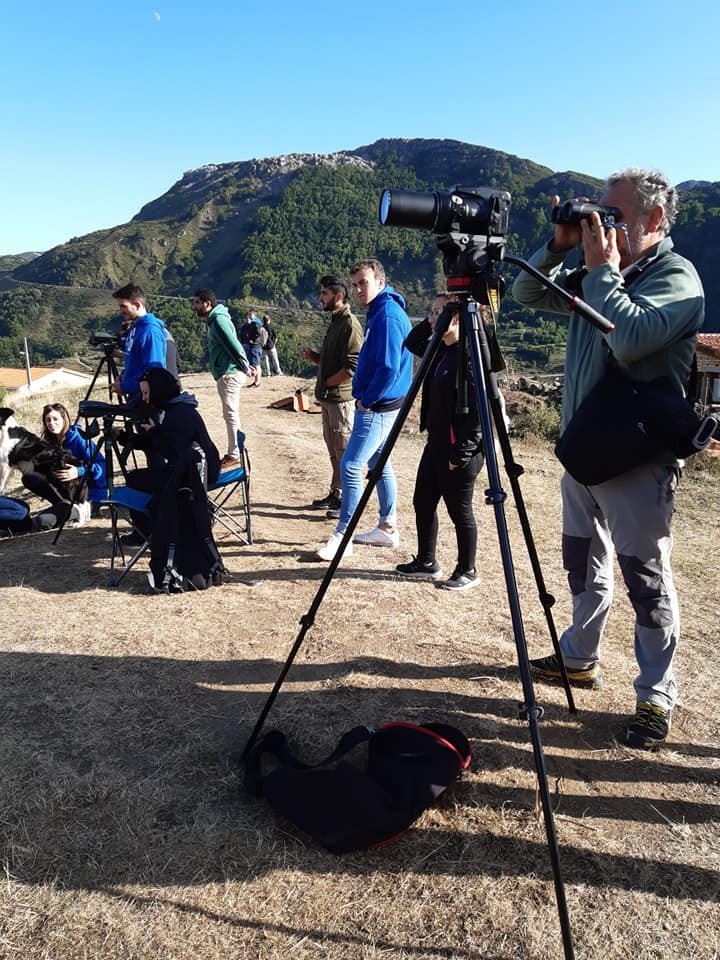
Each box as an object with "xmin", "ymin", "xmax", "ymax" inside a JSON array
[
  {"xmin": 438, "ymin": 567, "xmax": 480, "ymax": 591},
  {"xmin": 312, "ymin": 492, "xmax": 342, "ymax": 510},
  {"xmin": 395, "ymin": 556, "xmax": 444, "ymax": 580},
  {"xmin": 623, "ymin": 701, "xmax": 672, "ymax": 751},
  {"xmin": 530, "ymin": 653, "xmax": 603, "ymax": 689}
]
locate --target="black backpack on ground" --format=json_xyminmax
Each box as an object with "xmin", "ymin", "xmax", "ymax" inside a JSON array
[{"xmin": 244, "ymin": 721, "xmax": 472, "ymax": 854}]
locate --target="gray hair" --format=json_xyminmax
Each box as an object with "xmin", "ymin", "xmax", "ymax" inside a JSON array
[{"xmin": 606, "ymin": 168, "xmax": 677, "ymax": 234}]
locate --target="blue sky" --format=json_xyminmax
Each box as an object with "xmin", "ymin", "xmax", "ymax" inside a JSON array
[{"xmin": 2, "ymin": 0, "xmax": 718, "ymax": 254}]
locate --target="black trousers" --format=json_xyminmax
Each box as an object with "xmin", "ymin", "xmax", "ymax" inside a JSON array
[
  {"xmin": 21, "ymin": 471, "xmax": 85, "ymax": 507},
  {"xmin": 413, "ymin": 444, "xmax": 483, "ymax": 573}
]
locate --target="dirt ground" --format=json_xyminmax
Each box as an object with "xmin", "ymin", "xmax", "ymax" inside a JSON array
[{"xmin": 1, "ymin": 371, "xmax": 718, "ymax": 960}]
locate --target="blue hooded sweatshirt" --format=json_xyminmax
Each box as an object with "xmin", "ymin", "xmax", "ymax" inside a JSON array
[
  {"xmin": 63, "ymin": 424, "xmax": 107, "ymax": 503},
  {"xmin": 120, "ymin": 312, "xmax": 168, "ymax": 398},
  {"xmin": 352, "ymin": 286, "xmax": 412, "ymax": 410}
]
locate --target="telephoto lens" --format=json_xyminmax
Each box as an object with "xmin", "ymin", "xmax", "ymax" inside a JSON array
[{"xmin": 380, "ymin": 187, "xmax": 511, "ymax": 236}]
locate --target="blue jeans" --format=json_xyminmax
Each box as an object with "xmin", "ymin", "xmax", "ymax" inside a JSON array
[{"xmin": 337, "ymin": 408, "xmax": 399, "ymax": 533}]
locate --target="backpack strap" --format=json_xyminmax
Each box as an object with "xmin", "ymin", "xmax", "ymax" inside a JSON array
[{"xmin": 244, "ymin": 725, "xmax": 373, "ymax": 796}]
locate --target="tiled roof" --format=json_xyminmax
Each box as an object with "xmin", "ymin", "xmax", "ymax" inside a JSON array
[
  {"xmin": 697, "ymin": 334, "xmax": 720, "ymax": 368},
  {"xmin": 0, "ymin": 366, "xmax": 59, "ymax": 388}
]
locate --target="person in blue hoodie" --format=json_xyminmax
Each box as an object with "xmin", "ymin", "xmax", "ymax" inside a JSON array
[
  {"xmin": 21, "ymin": 401, "xmax": 107, "ymax": 521},
  {"xmin": 110, "ymin": 284, "xmax": 168, "ymax": 403},
  {"xmin": 316, "ymin": 258, "xmax": 412, "ymax": 561}
]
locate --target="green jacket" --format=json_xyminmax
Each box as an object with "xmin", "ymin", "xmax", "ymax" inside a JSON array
[
  {"xmin": 206, "ymin": 305, "xmax": 249, "ymax": 379},
  {"xmin": 512, "ymin": 236, "xmax": 705, "ymax": 430},
  {"xmin": 315, "ymin": 303, "xmax": 364, "ymax": 403}
]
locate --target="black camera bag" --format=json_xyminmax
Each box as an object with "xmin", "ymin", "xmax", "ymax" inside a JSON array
[
  {"xmin": 555, "ymin": 364, "xmax": 716, "ymax": 485},
  {"xmin": 244, "ymin": 722, "xmax": 471, "ymax": 854}
]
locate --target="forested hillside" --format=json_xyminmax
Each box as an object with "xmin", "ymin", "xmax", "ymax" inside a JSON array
[{"xmin": 2, "ymin": 139, "xmax": 717, "ymax": 376}]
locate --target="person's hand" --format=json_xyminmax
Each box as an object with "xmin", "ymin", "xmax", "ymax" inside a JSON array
[
  {"xmin": 55, "ymin": 465, "xmax": 79, "ymax": 481},
  {"xmin": 140, "ymin": 418, "xmax": 155, "ymax": 432},
  {"xmin": 449, "ymin": 462, "xmax": 457, "ymax": 471},
  {"xmin": 548, "ymin": 195, "xmax": 583, "ymax": 253},
  {"xmin": 581, "ymin": 213, "xmax": 621, "ymax": 271},
  {"xmin": 110, "ymin": 381, "xmax": 124, "ymax": 397}
]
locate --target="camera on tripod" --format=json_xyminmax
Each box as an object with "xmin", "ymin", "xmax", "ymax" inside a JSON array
[
  {"xmin": 379, "ymin": 186, "xmax": 511, "ymax": 295},
  {"xmin": 89, "ymin": 330, "xmax": 125, "ymax": 350},
  {"xmin": 379, "ymin": 186, "xmax": 511, "ymax": 238},
  {"xmin": 551, "ymin": 200, "xmax": 623, "ymax": 228}
]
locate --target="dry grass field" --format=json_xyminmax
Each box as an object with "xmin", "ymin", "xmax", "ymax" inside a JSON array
[{"xmin": 1, "ymin": 372, "xmax": 718, "ymax": 960}]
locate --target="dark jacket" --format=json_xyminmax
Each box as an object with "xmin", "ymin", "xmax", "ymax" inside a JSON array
[
  {"xmin": 404, "ymin": 319, "xmax": 483, "ymax": 468},
  {"xmin": 315, "ymin": 302, "xmax": 364, "ymax": 403},
  {"xmin": 134, "ymin": 368, "xmax": 221, "ymax": 486}
]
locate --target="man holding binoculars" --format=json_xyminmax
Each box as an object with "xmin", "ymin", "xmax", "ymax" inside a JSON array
[{"xmin": 512, "ymin": 168, "xmax": 705, "ymax": 751}]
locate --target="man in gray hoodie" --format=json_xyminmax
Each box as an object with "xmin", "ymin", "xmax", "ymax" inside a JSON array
[{"xmin": 192, "ymin": 289, "xmax": 253, "ymax": 470}]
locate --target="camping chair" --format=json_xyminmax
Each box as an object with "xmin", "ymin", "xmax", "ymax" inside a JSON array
[
  {"xmin": 208, "ymin": 430, "xmax": 252, "ymax": 544},
  {"xmin": 101, "ymin": 486, "xmax": 152, "ymax": 587}
]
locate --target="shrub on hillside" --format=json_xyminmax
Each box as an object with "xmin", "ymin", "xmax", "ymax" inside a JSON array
[{"xmin": 510, "ymin": 398, "xmax": 562, "ymax": 443}]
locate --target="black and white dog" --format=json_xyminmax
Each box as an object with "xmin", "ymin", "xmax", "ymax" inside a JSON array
[{"xmin": 0, "ymin": 407, "xmax": 82, "ymax": 496}]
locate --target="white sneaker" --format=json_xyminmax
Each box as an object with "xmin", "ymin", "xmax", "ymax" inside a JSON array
[
  {"xmin": 70, "ymin": 501, "xmax": 91, "ymax": 526},
  {"xmin": 316, "ymin": 531, "xmax": 353, "ymax": 561},
  {"xmin": 353, "ymin": 525, "xmax": 400, "ymax": 548}
]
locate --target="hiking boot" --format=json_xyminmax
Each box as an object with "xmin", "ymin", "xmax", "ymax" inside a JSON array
[
  {"xmin": 353, "ymin": 525, "xmax": 400, "ymax": 548},
  {"xmin": 623, "ymin": 701, "xmax": 672, "ymax": 751},
  {"xmin": 438, "ymin": 567, "xmax": 480, "ymax": 591},
  {"xmin": 395, "ymin": 556, "xmax": 444, "ymax": 580},
  {"xmin": 316, "ymin": 531, "xmax": 353, "ymax": 562},
  {"xmin": 530, "ymin": 653, "xmax": 603, "ymax": 690},
  {"xmin": 312, "ymin": 492, "xmax": 342, "ymax": 510}
]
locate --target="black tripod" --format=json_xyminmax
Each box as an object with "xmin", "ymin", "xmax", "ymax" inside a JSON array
[
  {"xmin": 242, "ymin": 245, "xmax": 614, "ymax": 958},
  {"xmin": 78, "ymin": 342, "xmax": 122, "ymax": 413}
]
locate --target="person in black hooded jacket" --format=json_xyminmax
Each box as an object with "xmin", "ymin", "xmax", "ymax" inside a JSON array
[
  {"xmin": 125, "ymin": 367, "xmax": 225, "ymax": 590},
  {"xmin": 396, "ymin": 295, "xmax": 485, "ymax": 591},
  {"xmin": 128, "ymin": 367, "xmax": 220, "ymax": 489}
]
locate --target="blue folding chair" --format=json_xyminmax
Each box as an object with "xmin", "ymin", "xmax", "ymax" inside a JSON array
[
  {"xmin": 208, "ymin": 430, "xmax": 252, "ymax": 544},
  {"xmin": 101, "ymin": 486, "xmax": 152, "ymax": 586}
]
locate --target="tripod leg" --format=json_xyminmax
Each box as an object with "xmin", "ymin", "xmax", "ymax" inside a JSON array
[
  {"xmin": 485, "ymin": 374, "xmax": 577, "ymax": 713},
  {"xmin": 463, "ymin": 300, "xmax": 575, "ymax": 960},
  {"xmin": 241, "ymin": 315, "xmax": 450, "ymax": 760}
]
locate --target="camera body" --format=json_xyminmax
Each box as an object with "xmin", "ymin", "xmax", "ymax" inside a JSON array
[
  {"xmin": 379, "ymin": 186, "xmax": 511, "ymax": 238},
  {"xmin": 89, "ymin": 330, "xmax": 125, "ymax": 350},
  {"xmin": 551, "ymin": 200, "xmax": 623, "ymax": 227}
]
